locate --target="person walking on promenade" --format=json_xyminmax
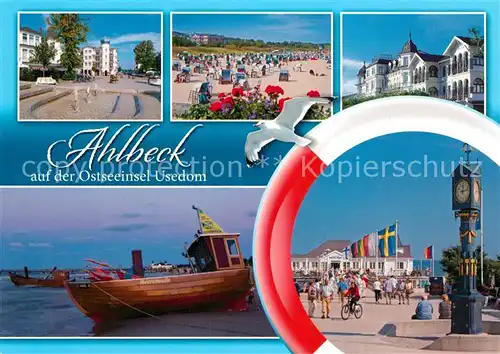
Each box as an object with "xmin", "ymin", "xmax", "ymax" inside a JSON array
[
  {"xmin": 338, "ymin": 277, "xmax": 348, "ymax": 305},
  {"xmin": 384, "ymin": 278, "xmax": 394, "ymax": 305},
  {"xmin": 320, "ymin": 279, "xmax": 334, "ymax": 319},
  {"xmin": 373, "ymin": 278, "xmax": 382, "ymax": 304},
  {"xmin": 405, "ymin": 278, "xmax": 414, "ymax": 306},
  {"xmin": 307, "ymin": 280, "xmax": 318, "ymax": 318},
  {"xmin": 397, "ymin": 279, "xmax": 407, "ymax": 305},
  {"xmin": 412, "ymin": 294, "xmax": 433, "ymax": 320},
  {"xmin": 438, "ymin": 294, "xmax": 452, "ymax": 319}
]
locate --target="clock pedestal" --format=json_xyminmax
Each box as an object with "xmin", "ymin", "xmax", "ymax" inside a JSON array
[{"xmin": 451, "ymin": 209, "xmax": 483, "ymax": 334}]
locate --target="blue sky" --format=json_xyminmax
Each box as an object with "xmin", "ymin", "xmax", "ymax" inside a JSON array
[
  {"xmin": 1, "ymin": 189, "xmax": 260, "ymax": 269},
  {"xmin": 293, "ymin": 132, "xmax": 500, "ymax": 260},
  {"xmin": 342, "ymin": 14, "xmax": 485, "ymax": 94},
  {"xmin": 20, "ymin": 13, "xmax": 162, "ymax": 70},
  {"xmin": 173, "ymin": 14, "xmax": 332, "ymax": 44}
]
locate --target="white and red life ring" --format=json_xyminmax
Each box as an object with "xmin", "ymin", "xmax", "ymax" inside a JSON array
[{"xmin": 254, "ymin": 96, "xmax": 500, "ymax": 354}]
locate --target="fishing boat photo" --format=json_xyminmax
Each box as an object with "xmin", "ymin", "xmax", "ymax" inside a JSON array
[
  {"xmin": 8, "ymin": 267, "xmax": 69, "ymax": 288},
  {"xmin": 64, "ymin": 206, "xmax": 253, "ymax": 322}
]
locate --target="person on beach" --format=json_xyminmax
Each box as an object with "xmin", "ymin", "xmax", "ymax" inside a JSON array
[
  {"xmin": 320, "ymin": 279, "xmax": 334, "ymax": 319},
  {"xmin": 438, "ymin": 294, "xmax": 452, "ymax": 319},
  {"xmin": 373, "ymin": 278, "xmax": 382, "ymax": 304},
  {"xmin": 307, "ymin": 280, "xmax": 318, "ymax": 318},
  {"xmin": 412, "ymin": 294, "xmax": 433, "ymax": 320}
]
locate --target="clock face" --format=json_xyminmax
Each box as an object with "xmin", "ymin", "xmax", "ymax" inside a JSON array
[
  {"xmin": 455, "ymin": 179, "xmax": 470, "ymax": 203},
  {"xmin": 473, "ymin": 180, "xmax": 481, "ymax": 204}
]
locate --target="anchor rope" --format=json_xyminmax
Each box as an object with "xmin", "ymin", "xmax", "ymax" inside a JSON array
[{"xmin": 92, "ymin": 282, "xmax": 161, "ymax": 320}]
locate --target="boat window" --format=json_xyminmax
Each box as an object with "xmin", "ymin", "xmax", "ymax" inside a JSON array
[{"xmin": 227, "ymin": 239, "xmax": 238, "ymax": 256}]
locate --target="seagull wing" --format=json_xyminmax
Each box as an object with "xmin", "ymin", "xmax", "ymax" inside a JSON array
[
  {"xmin": 275, "ymin": 96, "xmax": 334, "ymax": 130},
  {"xmin": 244, "ymin": 129, "xmax": 275, "ymax": 167}
]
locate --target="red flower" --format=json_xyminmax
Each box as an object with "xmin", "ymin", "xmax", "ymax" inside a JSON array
[
  {"xmin": 307, "ymin": 90, "xmax": 321, "ymax": 98},
  {"xmin": 218, "ymin": 92, "xmax": 226, "ymax": 99},
  {"xmin": 209, "ymin": 101, "xmax": 222, "ymax": 112},
  {"xmin": 265, "ymin": 85, "xmax": 284, "ymax": 96},
  {"xmin": 232, "ymin": 87, "xmax": 244, "ymax": 97},
  {"xmin": 222, "ymin": 96, "xmax": 234, "ymax": 106},
  {"xmin": 278, "ymin": 97, "xmax": 291, "ymax": 112}
]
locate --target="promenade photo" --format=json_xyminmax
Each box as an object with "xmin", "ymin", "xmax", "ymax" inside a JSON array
[
  {"xmin": 171, "ymin": 12, "xmax": 333, "ymax": 120},
  {"xmin": 341, "ymin": 13, "xmax": 486, "ymax": 113},
  {"xmin": 292, "ymin": 132, "xmax": 500, "ymax": 352},
  {"xmin": 18, "ymin": 12, "xmax": 162, "ymax": 121},
  {"xmin": 0, "ymin": 188, "xmax": 274, "ymax": 337}
]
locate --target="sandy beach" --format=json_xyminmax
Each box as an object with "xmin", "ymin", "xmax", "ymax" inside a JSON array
[{"xmin": 171, "ymin": 58, "xmax": 332, "ymax": 118}]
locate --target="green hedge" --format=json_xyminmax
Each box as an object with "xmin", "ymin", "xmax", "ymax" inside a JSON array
[{"xmin": 342, "ymin": 90, "xmax": 430, "ymax": 109}]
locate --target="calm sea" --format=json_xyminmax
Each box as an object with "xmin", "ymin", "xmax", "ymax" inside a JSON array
[
  {"xmin": 0, "ymin": 275, "xmax": 93, "ymax": 336},
  {"xmin": 0, "ymin": 271, "xmax": 175, "ymax": 336}
]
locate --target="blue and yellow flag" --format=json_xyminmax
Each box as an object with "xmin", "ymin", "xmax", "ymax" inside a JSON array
[
  {"xmin": 194, "ymin": 206, "xmax": 225, "ymax": 234},
  {"xmin": 378, "ymin": 223, "xmax": 397, "ymax": 257}
]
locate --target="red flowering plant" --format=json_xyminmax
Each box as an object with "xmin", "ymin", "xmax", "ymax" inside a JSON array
[{"xmin": 179, "ymin": 86, "xmax": 331, "ymax": 120}]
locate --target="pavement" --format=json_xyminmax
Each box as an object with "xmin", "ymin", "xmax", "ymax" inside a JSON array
[{"xmin": 301, "ymin": 289, "xmax": 500, "ymax": 353}]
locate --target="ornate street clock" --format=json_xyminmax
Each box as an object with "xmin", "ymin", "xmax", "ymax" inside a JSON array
[
  {"xmin": 452, "ymin": 163, "xmax": 481, "ymax": 211},
  {"xmin": 450, "ymin": 144, "xmax": 483, "ymax": 335}
]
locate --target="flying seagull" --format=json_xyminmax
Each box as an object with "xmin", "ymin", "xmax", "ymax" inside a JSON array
[{"xmin": 244, "ymin": 96, "xmax": 336, "ymax": 167}]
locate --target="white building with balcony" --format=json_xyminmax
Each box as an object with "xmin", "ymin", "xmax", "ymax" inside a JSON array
[
  {"xmin": 19, "ymin": 27, "xmax": 63, "ymax": 68},
  {"xmin": 355, "ymin": 34, "xmax": 485, "ymax": 113},
  {"xmin": 81, "ymin": 38, "xmax": 119, "ymax": 76},
  {"xmin": 291, "ymin": 239, "xmax": 413, "ymax": 277}
]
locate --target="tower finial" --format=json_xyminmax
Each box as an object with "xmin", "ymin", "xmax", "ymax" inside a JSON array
[{"xmin": 409, "ymin": 30, "xmax": 412, "ymax": 40}]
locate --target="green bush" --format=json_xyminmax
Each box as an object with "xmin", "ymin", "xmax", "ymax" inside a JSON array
[
  {"xmin": 342, "ymin": 90, "xmax": 430, "ymax": 109},
  {"xmin": 62, "ymin": 71, "xmax": 76, "ymax": 81},
  {"xmin": 19, "ymin": 68, "xmax": 66, "ymax": 82},
  {"xmin": 177, "ymin": 86, "xmax": 331, "ymax": 120}
]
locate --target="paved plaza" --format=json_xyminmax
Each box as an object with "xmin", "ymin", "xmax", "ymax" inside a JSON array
[
  {"xmin": 19, "ymin": 77, "xmax": 161, "ymax": 121},
  {"xmin": 301, "ymin": 289, "xmax": 500, "ymax": 353}
]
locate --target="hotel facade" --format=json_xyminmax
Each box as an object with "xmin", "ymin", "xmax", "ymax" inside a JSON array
[
  {"xmin": 291, "ymin": 240, "xmax": 413, "ymax": 277},
  {"xmin": 19, "ymin": 27, "xmax": 63, "ymax": 68},
  {"xmin": 81, "ymin": 38, "xmax": 119, "ymax": 76},
  {"xmin": 355, "ymin": 35, "xmax": 485, "ymax": 113}
]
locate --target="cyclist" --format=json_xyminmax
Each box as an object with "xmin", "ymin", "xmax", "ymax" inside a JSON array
[{"xmin": 347, "ymin": 281, "xmax": 361, "ymax": 313}]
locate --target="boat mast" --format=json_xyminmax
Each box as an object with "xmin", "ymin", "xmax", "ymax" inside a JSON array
[{"xmin": 192, "ymin": 205, "xmax": 203, "ymax": 236}]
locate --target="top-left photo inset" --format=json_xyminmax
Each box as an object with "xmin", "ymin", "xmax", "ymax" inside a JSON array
[{"xmin": 18, "ymin": 12, "xmax": 163, "ymax": 122}]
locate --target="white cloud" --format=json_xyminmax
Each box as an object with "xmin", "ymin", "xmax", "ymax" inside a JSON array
[
  {"xmin": 343, "ymin": 58, "xmax": 364, "ymax": 69},
  {"xmin": 41, "ymin": 14, "xmax": 50, "ymax": 30},
  {"xmin": 9, "ymin": 242, "xmax": 24, "ymax": 248},
  {"xmin": 87, "ymin": 32, "xmax": 161, "ymax": 52},
  {"xmin": 342, "ymin": 78, "xmax": 358, "ymax": 95},
  {"xmin": 28, "ymin": 242, "xmax": 52, "ymax": 248}
]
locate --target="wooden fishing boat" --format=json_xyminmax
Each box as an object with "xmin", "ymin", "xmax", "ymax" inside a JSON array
[
  {"xmin": 9, "ymin": 268, "xmax": 69, "ymax": 288},
  {"xmin": 65, "ymin": 233, "xmax": 252, "ymax": 322}
]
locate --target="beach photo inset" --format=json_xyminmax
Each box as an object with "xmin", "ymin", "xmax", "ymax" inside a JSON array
[
  {"xmin": 18, "ymin": 12, "xmax": 162, "ymax": 121},
  {"xmin": 341, "ymin": 13, "xmax": 485, "ymax": 113},
  {"xmin": 171, "ymin": 12, "xmax": 333, "ymax": 121},
  {"xmin": 0, "ymin": 188, "xmax": 274, "ymax": 337}
]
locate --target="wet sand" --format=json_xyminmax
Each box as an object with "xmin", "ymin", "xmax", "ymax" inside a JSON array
[{"xmin": 102, "ymin": 310, "xmax": 276, "ymax": 337}]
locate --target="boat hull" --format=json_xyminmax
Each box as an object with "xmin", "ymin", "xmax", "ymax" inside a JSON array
[
  {"xmin": 8, "ymin": 272, "xmax": 68, "ymax": 288},
  {"xmin": 65, "ymin": 268, "xmax": 251, "ymax": 322}
]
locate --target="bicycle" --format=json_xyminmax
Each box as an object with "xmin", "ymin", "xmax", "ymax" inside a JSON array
[{"xmin": 341, "ymin": 296, "xmax": 363, "ymax": 320}]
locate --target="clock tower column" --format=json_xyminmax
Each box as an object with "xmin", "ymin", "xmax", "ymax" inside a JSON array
[{"xmin": 451, "ymin": 148, "xmax": 483, "ymax": 335}]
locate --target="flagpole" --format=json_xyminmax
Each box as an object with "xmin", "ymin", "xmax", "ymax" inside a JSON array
[
  {"xmin": 375, "ymin": 229, "xmax": 379, "ymax": 276},
  {"xmin": 395, "ymin": 220, "xmax": 399, "ymax": 277},
  {"xmin": 192, "ymin": 205, "xmax": 203, "ymax": 235},
  {"xmin": 432, "ymin": 246, "xmax": 434, "ymax": 277},
  {"xmin": 480, "ymin": 187, "xmax": 484, "ymax": 285}
]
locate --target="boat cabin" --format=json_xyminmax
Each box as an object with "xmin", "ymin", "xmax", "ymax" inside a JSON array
[{"xmin": 187, "ymin": 233, "xmax": 244, "ymax": 273}]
